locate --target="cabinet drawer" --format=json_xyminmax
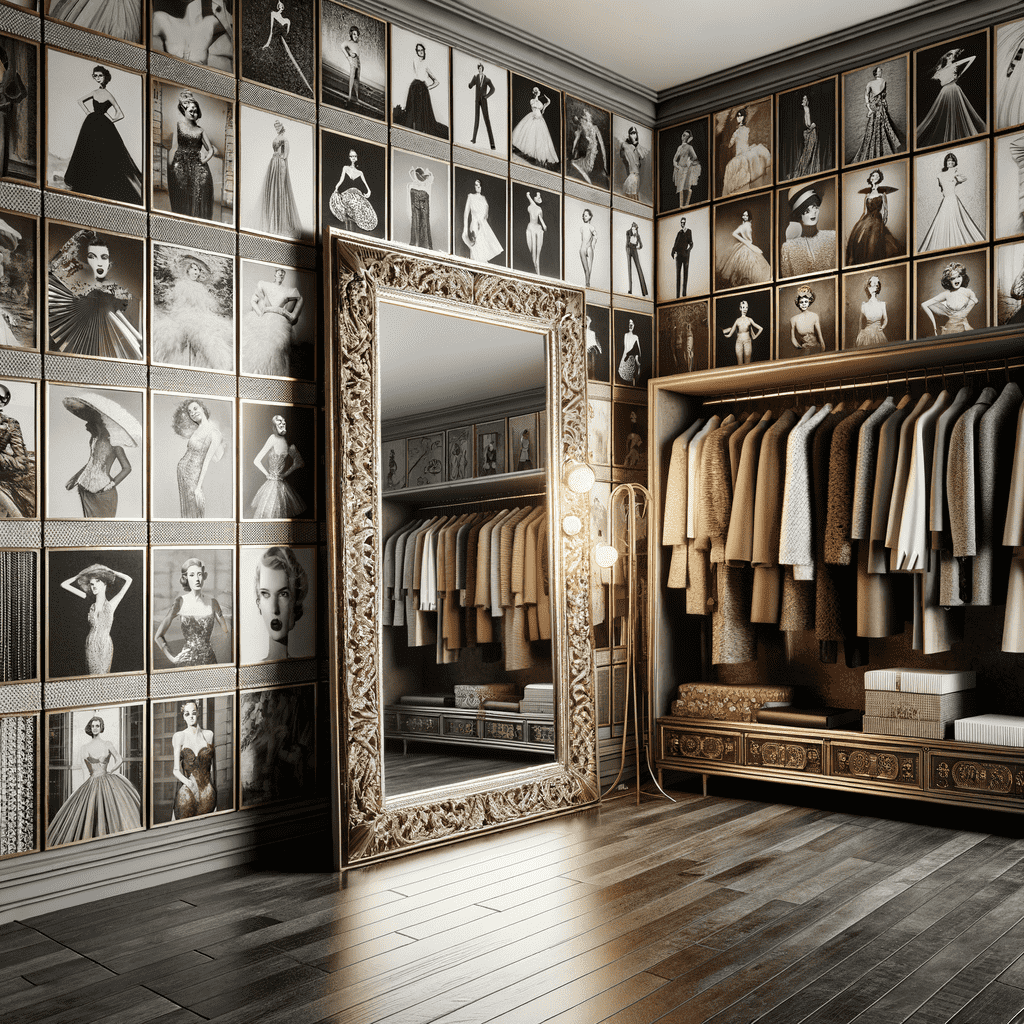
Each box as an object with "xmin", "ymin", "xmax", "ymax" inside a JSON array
[
  {"xmin": 442, "ymin": 716, "xmax": 478, "ymax": 738},
  {"xmin": 929, "ymin": 752, "xmax": 1024, "ymax": 804},
  {"xmin": 397, "ymin": 711, "xmax": 440, "ymax": 735},
  {"xmin": 830, "ymin": 743, "xmax": 921, "ymax": 789},
  {"xmin": 746, "ymin": 735, "xmax": 823, "ymax": 774},
  {"xmin": 661, "ymin": 725, "xmax": 740, "ymax": 765}
]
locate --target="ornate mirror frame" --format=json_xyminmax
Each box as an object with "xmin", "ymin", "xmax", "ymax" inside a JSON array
[{"xmin": 326, "ymin": 236, "xmax": 598, "ymax": 867}]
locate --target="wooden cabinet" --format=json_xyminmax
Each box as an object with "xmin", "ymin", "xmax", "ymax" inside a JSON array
[{"xmin": 385, "ymin": 704, "xmax": 555, "ymax": 753}]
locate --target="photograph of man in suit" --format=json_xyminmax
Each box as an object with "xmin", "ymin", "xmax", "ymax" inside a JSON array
[
  {"xmin": 469, "ymin": 62, "xmax": 496, "ymax": 149},
  {"xmin": 671, "ymin": 216, "xmax": 693, "ymax": 298}
]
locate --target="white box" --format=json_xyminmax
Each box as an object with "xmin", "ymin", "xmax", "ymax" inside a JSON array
[{"xmin": 863, "ymin": 668, "xmax": 976, "ymax": 694}]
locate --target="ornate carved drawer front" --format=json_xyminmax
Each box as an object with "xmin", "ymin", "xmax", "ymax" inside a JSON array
[
  {"xmin": 384, "ymin": 712, "xmax": 399, "ymax": 734},
  {"xmin": 662, "ymin": 726, "xmax": 740, "ymax": 765},
  {"xmin": 831, "ymin": 744, "xmax": 921, "ymax": 789},
  {"xmin": 529, "ymin": 722, "xmax": 555, "ymax": 745},
  {"xmin": 746, "ymin": 736, "xmax": 822, "ymax": 774},
  {"xmin": 484, "ymin": 719, "xmax": 524, "ymax": 742},
  {"xmin": 397, "ymin": 712, "xmax": 440, "ymax": 735},
  {"xmin": 929, "ymin": 753, "xmax": 1024, "ymax": 803},
  {"xmin": 443, "ymin": 717, "xmax": 478, "ymax": 738}
]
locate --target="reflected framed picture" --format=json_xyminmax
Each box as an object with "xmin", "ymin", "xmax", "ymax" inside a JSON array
[
  {"xmin": 321, "ymin": 129, "xmax": 386, "ymax": 240},
  {"xmin": 914, "ymin": 141, "xmax": 988, "ymax": 256},
  {"xmin": 914, "ymin": 248, "xmax": 989, "ymax": 339},
  {"xmin": 658, "ymin": 115, "xmax": 708, "ymax": 212},
  {"xmin": 996, "ymin": 17, "xmax": 1024, "ymax": 132},
  {"xmin": 562, "ymin": 195, "xmax": 607, "ymax": 291},
  {"xmin": 151, "ymin": 0, "xmax": 233, "ymax": 74},
  {"xmin": 585, "ymin": 303, "xmax": 609, "ymax": 385},
  {"xmin": 239, "ymin": 545, "xmax": 316, "ymax": 665},
  {"xmin": 45, "ymin": 0, "xmax": 142, "ymax": 44},
  {"xmin": 657, "ymin": 299, "xmax": 711, "ymax": 377},
  {"xmin": 240, "ymin": 0, "xmax": 315, "ymax": 100},
  {"xmin": 474, "ymin": 419, "xmax": 505, "ymax": 477},
  {"xmin": 588, "ymin": 399, "xmax": 610, "ymax": 467},
  {"xmin": 239, "ymin": 259, "xmax": 316, "ymax": 380},
  {"xmin": 612, "ymin": 309, "xmax": 652, "ymax": 391},
  {"xmin": 714, "ymin": 97, "xmax": 773, "ymax": 200},
  {"xmin": 510, "ymin": 72, "xmax": 560, "ymax": 172},
  {"xmin": 452, "ymin": 49, "xmax": 508, "ymax": 158},
  {"xmin": 510, "ymin": 182, "xmax": 560, "ymax": 280},
  {"xmin": 994, "ymin": 241, "xmax": 1024, "ymax": 326},
  {"xmin": 611, "ymin": 209, "xmax": 652, "ymax": 299},
  {"xmin": 320, "ymin": 0, "xmax": 386, "ymax": 119},
  {"xmin": 240, "ymin": 683, "xmax": 316, "ymax": 808},
  {"xmin": 382, "ymin": 438, "xmax": 406, "ymax": 491},
  {"xmin": 841, "ymin": 55, "xmax": 909, "ymax": 167},
  {"xmin": 994, "ymin": 131, "xmax": 1024, "ymax": 241},
  {"xmin": 390, "ymin": 24, "xmax": 450, "ymax": 141},
  {"xmin": 0, "ymin": 31, "xmax": 39, "ymax": 184},
  {"xmin": 612, "ymin": 400, "xmax": 646, "ymax": 470},
  {"xmin": 406, "ymin": 431, "xmax": 444, "ymax": 487},
  {"xmin": 776, "ymin": 277, "xmax": 837, "ymax": 359},
  {"xmin": 713, "ymin": 194, "xmax": 772, "ymax": 292},
  {"xmin": 0, "ymin": 208, "xmax": 37, "ymax": 350},
  {"xmin": 390, "ymin": 148, "xmax": 450, "ymax": 254},
  {"xmin": 0, "ymin": 549, "xmax": 38, "ymax": 681},
  {"xmin": 612, "ymin": 115, "xmax": 653, "ymax": 206},
  {"xmin": 564, "ymin": 94, "xmax": 610, "ymax": 190},
  {"xmin": 0, "ymin": 378, "xmax": 37, "ymax": 520},
  {"xmin": 714, "ymin": 287, "xmax": 772, "ymax": 367},
  {"xmin": 240, "ymin": 400, "xmax": 315, "ymax": 520},
  {"xmin": 913, "ymin": 31, "xmax": 988, "ymax": 151},
  {"xmin": 842, "ymin": 263, "xmax": 909, "ymax": 349},
  {"xmin": 508, "ymin": 412, "xmax": 542, "ymax": 473},
  {"xmin": 446, "ymin": 426, "xmax": 471, "ymax": 482},
  {"xmin": 777, "ymin": 76, "xmax": 837, "ymax": 184},
  {"xmin": 776, "ymin": 176, "xmax": 838, "ymax": 280},
  {"xmin": 841, "ymin": 159, "xmax": 909, "ymax": 268},
  {"xmin": 453, "ymin": 165, "xmax": 507, "ymax": 267},
  {"xmin": 657, "ymin": 206, "xmax": 710, "ymax": 300}
]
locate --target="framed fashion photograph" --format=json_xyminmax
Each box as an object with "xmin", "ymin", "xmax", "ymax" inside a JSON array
[
  {"xmin": 45, "ymin": 50, "xmax": 144, "ymax": 207},
  {"xmin": 510, "ymin": 181, "xmax": 560, "ymax": 280},
  {"xmin": 510, "ymin": 72, "xmax": 561, "ymax": 173},
  {"xmin": 841, "ymin": 159, "xmax": 909, "ymax": 268},
  {"xmin": 446, "ymin": 426, "xmax": 471, "ymax": 482},
  {"xmin": 564, "ymin": 94, "xmax": 610, "ymax": 191},
  {"xmin": 150, "ymin": 241, "xmax": 235, "ymax": 373},
  {"xmin": 238, "ymin": 545, "xmax": 316, "ymax": 665},
  {"xmin": 44, "ymin": 703, "xmax": 145, "ymax": 850},
  {"xmin": 320, "ymin": 1, "xmax": 386, "ymax": 119},
  {"xmin": 657, "ymin": 207, "xmax": 710, "ymax": 301},
  {"xmin": 611, "ymin": 209, "xmax": 652, "ymax": 299},
  {"xmin": 841, "ymin": 55, "xmax": 909, "ymax": 167},
  {"xmin": 713, "ymin": 288, "xmax": 772, "ymax": 367},
  {"xmin": 508, "ymin": 412, "xmax": 541, "ymax": 474},
  {"xmin": 777, "ymin": 76, "xmax": 837, "ymax": 185},
  {"xmin": 612, "ymin": 401, "xmax": 646, "ymax": 470},
  {"xmin": 776, "ymin": 176, "xmax": 838, "ymax": 280},
  {"xmin": 451, "ymin": 49, "xmax": 508, "ymax": 158},
  {"xmin": 612, "ymin": 115, "xmax": 653, "ymax": 206},
  {"xmin": 382, "ymin": 437, "xmax": 406, "ymax": 491},
  {"xmin": 562, "ymin": 195, "xmax": 608, "ymax": 292},
  {"xmin": 390, "ymin": 148, "xmax": 450, "ymax": 254},
  {"xmin": 240, "ymin": 400, "xmax": 315, "ymax": 520},
  {"xmin": 321, "ymin": 129, "xmax": 386, "ymax": 240},
  {"xmin": 239, "ymin": 259, "xmax": 315, "ymax": 380},
  {"xmin": 240, "ymin": 0, "xmax": 315, "ymax": 100},
  {"xmin": 996, "ymin": 17, "xmax": 1024, "ymax": 132},
  {"xmin": 914, "ymin": 140, "xmax": 988, "ymax": 255},
  {"xmin": 239, "ymin": 106, "xmax": 315, "ymax": 244},
  {"xmin": 585, "ymin": 303, "xmax": 610, "ymax": 385},
  {"xmin": 239, "ymin": 683, "xmax": 316, "ymax": 808},
  {"xmin": 45, "ymin": 382, "xmax": 145, "ymax": 521},
  {"xmin": 913, "ymin": 31, "xmax": 988, "ymax": 151},
  {"xmin": 0, "ymin": 378, "xmax": 37, "ymax": 520},
  {"xmin": 842, "ymin": 263, "xmax": 909, "ymax": 349},
  {"xmin": 0, "ymin": 208, "xmax": 37, "ymax": 350},
  {"xmin": 713, "ymin": 97, "xmax": 773, "ymax": 200},
  {"xmin": 390, "ymin": 24, "xmax": 450, "ymax": 141},
  {"xmin": 453, "ymin": 165, "xmax": 507, "ymax": 267},
  {"xmin": 406, "ymin": 431, "xmax": 444, "ymax": 488},
  {"xmin": 0, "ymin": 712, "xmax": 37, "ymax": 860},
  {"xmin": 994, "ymin": 131, "xmax": 1024, "ymax": 241},
  {"xmin": 995, "ymin": 241, "xmax": 1024, "ymax": 325},
  {"xmin": 657, "ymin": 299, "xmax": 711, "ymax": 377},
  {"xmin": 150, "ymin": 692, "xmax": 235, "ymax": 827},
  {"xmin": 474, "ymin": 419, "xmax": 505, "ymax": 477},
  {"xmin": 150, "ymin": 0, "xmax": 233, "ymax": 74},
  {"xmin": 45, "ymin": 223, "xmax": 144, "ymax": 362},
  {"xmin": 713, "ymin": 193, "xmax": 772, "ymax": 292},
  {"xmin": 658, "ymin": 116, "xmax": 708, "ymax": 213},
  {"xmin": 45, "ymin": 546, "xmax": 146, "ymax": 681},
  {"xmin": 775, "ymin": 277, "xmax": 837, "ymax": 360},
  {"xmin": 588, "ymin": 398, "xmax": 610, "ymax": 466},
  {"xmin": 45, "ymin": 0, "xmax": 143, "ymax": 44},
  {"xmin": 913, "ymin": 248, "xmax": 989, "ymax": 339},
  {"xmin": 151, "ymin": 80, "xmax": 235, "ymax": 226},
  {"xmin": 0, "ymin": 32, "xmax": 38, "ymax": 185},
  {"xmin": 0, "ymin": 550, "xmax": 38, "ymax": 681},
  {"xmin": 150, "ymin": 391, "xmax": 234, "ymax": 521},
  {"xmin": 612, "ymin": 308, "xmax": 652, "ymax": 391}
]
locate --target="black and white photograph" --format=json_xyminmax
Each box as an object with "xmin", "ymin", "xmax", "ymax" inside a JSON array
[
  {"xmin": 446, "ymin": 426, "xmax": 470, "ymax": 482},
  {"xmin": 151, "ymin": 546, "xmax": 234, "ymax": 670},
  {"xmin": 611, "ymin": 209, "xmax": 652, "ymax": 299},
  {"xmin": 321, "ymin": 129, "xmax": 385, "ymax": 239},
  {"xmin": 45, "ymin": 547, "xmax": 146, "ymax": 680},
  {"xmin": 451, "ymin": 49, "xmax": 507, "ymax": 158},
  {"xmin": 841, "ymin": 159, "xmax": 909, "ymax": 268},
  {"xmin": 714, "ymin": 288, "xmax": 772, "ymax": 367},
  {"xmin": 46, "ymin": 0, "xmax": 142, "ymax": 44},
  {"xmin": 0, "ymin": 378, "xmax": 37, "ymax": 519},
  {"xmin": 914, "ymin": 141, "xmax": 988, "ymax": 255},
  {"xmin": 588, "ymin": 398, "xmax": 610, "ymax": 466},
  {"xmin": 383, "ymin": 437, "xmax": 405, "ymax": 491},
  {"xmin": 240, "ymin": 0, "xmax": 314, "ymax": 99},
  {"xmin": 714, "ymin": 98, "xmax": 773, "ymax": 200},
  {"xmin": 510, "ymin": 181, "xmax": 560, "ymax": 280},
  {"xmin": 239, "ymin": 683, "xmax": 316, "ymax": 808},
  {"xmin": 510, "ymin": 72, "xmax": 560, "ymax": 172},
  {"xmin": 842, "ymin": 263, "xmax": 909, "ymax": 349},
  {"xmin": 508, "ymin": 412, "xmax": 541, "ymax": 473},
  {"xmin": 657, "ymin": 299, "xmax": 710, "ymax": 377},
  {"xmin": 390, "ymin": 25, "xmax": 449, "ymax": 141},
  {"xmin": 777, "ymin": 177, "xmax": 838, "ymax": 280},
  {"xmin": 321, "ymin": 1, "xmax": 386, "ymax": 119},
  {"xmin": 841, "ymin": 55, "xmax": 909, "ymax": 167},
  {"xmin": 0, "ymin": 33, "xmax": 38, "ymax": 184},
  {"xmin": 564, "ymin": 94, "xmax": 610, "ymax": 190},
  {"xmin": 658, "ymin": 116, "xmax": 708, "ymax": 212},
  {"xmin": 996, "ymin": 16, "xmax": 1024, "ymax": 132},
  {"xmin": 150, "ymin": 241, "xmax": 235, "ymax": 372},
  {"xmin": 474, "ymin": 419, "xmax": 505, "ymax": 476},
  {"xmin": 994, "ymin": 130, "xmax": 1024, "ymax": 240},
  {"xmin": 0, "ymin": 209, "xmax": 36, "ymax": 349},
  {"xmin": 240, "ymin": 259, "xmax": 315, "ymax": 380},
  {"xmin": 777, "ymin": 76, "xmax": 836, "ymax": 184},
  {"xmin": 45, "ymin": 382, "xmax": 145, "ymax": 520},
  {"xmin": 46, "ymin": 50, "xmax": 144, "ymax": 206},
  {"xmin": 562, "ymin": 195, "xmax": 608, "ymax": 291},
  {"xmin": 45, "ymin": 704, "xmax": 144, "ymax": 850},
  {"xmin": 612, "ymin": 401, "xmax": 646, "ymax": 470},
  {"xmin": 914, "ymin": 31, "xmax": 988, "ymax": 151},
  {"xmin": 995, "ymin": 241, "xmax": 1024, "ymax": 325},
  {"xmin": 657, "ymin": 206, "xmax": 710, "ymax": 301},
  {"xmin": 914, "ymin": 248, "xmax": 988, "ymax": 338},
  {"xmin": 46, "ymin": 223, "xmax": 144, "ymax": 361},
  {"xmin": 713, "ymin": 194, "xmax": 772, "ymax": 292},
  {"xmin": 612, "ymin": 115, "xmax": 652, "ymax": 206},
  {"xmin": 454, "ymin": 166, "xmax": 506, "ymax": 267},
  {"xmin": 585, "ymin": 303, "xmax": 609, "ymax": 385},
  {"xmin": 150, "ymin": 391, "xmax": 234, "ymax": 521},
  {"xmin": 776, "ymin": 277, "xmax": 837, "ymax": 359},
  {"xmin": 151, "ymin": 693, "xmax": 234, "ymax": 826},
  {"xmin": 151, "ymin": 80, "xmax": 235, "ymax": 226},
  {"xmin": 151, "ymin": 0, "xmax": 233, "ymax": 74},
  {"xmin": 406, "ymin": 431, "xmax": 444, "ymax": 487},
  {"xmin": 239, "ymin": 545, "xmax": 315, "ymax": 664},
  {"xmin": 0, "ymin": 712, "xmax": 36, "ymax": 860},
  {"xmin": 239, "ymin": 106, "xmax": 315, "ymax": 244},
  {"xmin": 612, "ymin": 308, "xmax": 652, "ymax": 390},
  {"xmin": 240, "ymin": 400, "xmax": 315, "ymax": 520},
  {"xmin": 390, "ymin": 148, "xmax": 449, "ymax": 254},
  {"xmin": 0, "ymin": 550, "xmax": 38, "ymax": 681}
]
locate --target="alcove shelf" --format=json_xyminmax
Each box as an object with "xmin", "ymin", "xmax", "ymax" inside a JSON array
[{"xmin": 388, "ymin": 468, "xmax": 545, "ymax": 504}]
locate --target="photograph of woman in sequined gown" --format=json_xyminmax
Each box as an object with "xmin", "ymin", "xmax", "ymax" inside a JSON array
[
  {"xmin": 153, "ymin": 555, "xmax": 231, "ymax": 667},
  {"xmin": 248, "ymin": 413, "xmax": 307, "ymax": 519},
  {"xmin": 167, "ymin": 90, "xmax": 216, "ymax": 220},
  {"xmin": 173, "ymin": 398, "xmax": 226, "ymax": 519},
  {"xmin": 850, "ymin": 64, "xmax": 904, "ymax": 163},
  {"xmin": 60, "ymin": 562, "xmax": 134, "ymax": 675}
]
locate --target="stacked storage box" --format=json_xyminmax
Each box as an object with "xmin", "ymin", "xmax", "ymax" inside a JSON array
[
  {"xmin": 519, "ymin": 683, "xmax": 555, "ymax": 717},
  {"xmin": 862, "ymin": 668, "xmax": 976, "ymax": 739},
  {"xmin": 954, "ymin": 716, "xmax": 1024, "ymax": 746}
]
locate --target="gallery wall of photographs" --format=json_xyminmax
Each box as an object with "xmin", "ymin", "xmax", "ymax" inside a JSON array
[
  {"xmin": 0, "ymin": 0, "xmax": 654, "ymax": 862},
  {"xmin": 654, "ymin": 16, "xmax": 1024, "ymax": 376}
]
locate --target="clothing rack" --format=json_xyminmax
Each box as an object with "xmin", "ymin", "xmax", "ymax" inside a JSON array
[{"xmin": 416, "ymin": 490, "xmax": 545, "ymax": 514}]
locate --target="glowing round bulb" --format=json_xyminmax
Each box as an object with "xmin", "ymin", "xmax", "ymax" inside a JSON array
[
  {"xmin": 563, "ymin": 461, "xmax": 596, "ymax": 494},
  {"xmin": 562, "ymin": 515, "xmax": 582, "ymax": 537},
  {"xmin": 594, "ymin": 544, "xmax": 619, "ymax": 568}
]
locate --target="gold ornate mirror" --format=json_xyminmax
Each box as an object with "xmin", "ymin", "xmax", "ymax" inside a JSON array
[{"xmin": 326, "ymin": 236, "xmax": 597, "ymax": 866}]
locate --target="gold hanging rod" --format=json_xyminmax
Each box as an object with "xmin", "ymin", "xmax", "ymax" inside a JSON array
[{"xmin": 417, "ymin": 491, "xmax": 546, "ymax": 513}]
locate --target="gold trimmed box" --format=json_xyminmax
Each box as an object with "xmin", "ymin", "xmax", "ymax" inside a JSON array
[{"xmin": 671, "ymin": 683, "xmax": 795, "ymax": 723}]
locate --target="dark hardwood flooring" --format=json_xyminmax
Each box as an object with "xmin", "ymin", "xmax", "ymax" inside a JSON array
[
  {"xmin": 384, "ymin": 741, "xmax": 553, "ymax": 796},
  {"xmin": 7, "ymin": 776, "xmax": 1024, "ymax": 1023}
]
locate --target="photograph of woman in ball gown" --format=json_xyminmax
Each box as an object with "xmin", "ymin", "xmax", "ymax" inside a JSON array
[
  {"xmin": 167, "ymin": 90, "xmax": 216, "ymax": 220},
  {"xmin": 240, "ymin": 0, "xmax": 314, "ymax": 98},
  {"xmin": 915, "ymin": 36, "xmax": 988, "ymax": 149},
  {"xmin": 842, "ymin": 264, "xmax": 908, "ymax": 350},
  {"xmin": 320, "ymin": 2, "xmax": 386, "ymax": 120},
  {"xmin": 239, "ymin": 545, "xmax": 315, "ymax": 664},
  {"xmin": 0, "ymin": 380, "xmax": 35, "ymax": 518},
  {"xmin": 46, "ymin": 0, "xmax": 143, "ymax": 44},
  {"xmin": 240, "ymin": 260, "xmax": 314, "ymax": 379},
  {"xmin": 996, "ymin": 17, "xmax": 1024, "ymax": 132},
  {"xmin": 241, "ymin": 401, "xmax": 314, "ymax": 521},
  {"xmin": 0, "ymin": 210, "xmax": 35, "ymax": 350},
  {"xmin": 510, "ymin": 73, "xmax": 560, "ymax": 170},
  {"xmin": 714, "ymin": 101, "xmax": 772, "ymax": 198},
  {"xmin": 843, "ymin": 166, "xmax": 904, "ymax": 266},
  {"xmin": 0, "ymin": 33, "xmax": 36, "ymax": 185},
  {"xmin": 916, "ymin": 143, "xmax": 987, "ymax": 254},
  {"xmin": 842, "ymin": 57, "xmax": 908, "ymax": 166},
  {"xmin": 714, "ymin": 202, "xmax": 771, "ymax": 290},
  {"xmin": 390, "ymin": 27, "xmax": 449, "ymax": 140},
  {"xmin": 242, "ymin": 109, "xmax": 314, "ymax": 242},
  {"xmin": 239, "ymin": 684, "xmax": 316, "ymax": 808},
  {"xmin": 248, "ymin": 413, "xmax": 305, "ymax": 519}
]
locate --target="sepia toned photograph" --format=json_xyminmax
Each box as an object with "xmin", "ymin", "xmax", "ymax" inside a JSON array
[
  {"xmin": 510, "ymin": 72, "xmax": 560, "ymax": 172},
  {"xmin": 46, "ymin": 0, "xmax": 143, "ymax": 44},
  {"xmin": 240, "ymin": 400, "xmax": 315, "ymax": 520},
  {"xmin": 994, "ymin": 130, "xmax": 1024, "ymax": 240},
  {"xmin": 451, "ymin": 49, "xmax": 507, "ymax": 158},
  {"xmin": 914, "ymin": 31, "xmax": 988, "ymax": 151},
  {"xmin": 611, "ymin": 209, "xmax": 652, "ymax": 299},
  {"xmin": 239, "ymin": 545, "xmax": 316, "ymax": 664},
  {"xmin": 658, "ymin": 116, "xmax": 708, "ymax": 212},
  {"xmin": 564, "ymin": 94, "xmax": 610, "ymax": 190},
  {"xmin": 240, "ymin": 259, "xmax": 315, "ymax": 380},
  {"xmin": 914, "ymin": 248, "xmax": 988, "ymax": 338},
  {"xmin": 612, "ymin": 401, "xmax": 646, "ymax": 470},
  {"xmin": 914, "ymin": 140, "xmax": 987, "ymax": 255},
  {"xmin": 320, "ymin": 1, "xmax": 386, "ymax": 119},
  {"xmin": 508, "ymin": 411, "xmax": 541, "ymax": 473},
  {"xmin": 240, "ymin": 0, "xmax": 315, "ymax": 99},
  {"xmin": 995, "ymin": 240, "xmax": 1024, "ymax": 325},
  {"xmin": 0, "ymin": 33, "xmax": 38, "ymax": 184},
  {"xmin": 588, "ymin": 398, "xmax": 610, "ymax": 467},
  {"xmin": 562, "ymin": 195, "xmax": 607, "ymax": 291},
  {"xmin": 713, "ymin": 194, "xmax": 772, "ymax": 292},
  {"xmin": 151, "ymin": 0, "xmax": 233, "ymax": 74},
  {"xmin": 0, "ymin": 209, "xmax": 37, "ymax": 349},
  {"xmin": 612, "ymin": 115, "xmax": 652, "ymax": 206},
  {"xmin": 777, "ymin": 177, "xmax": 838, "ymax": 280},
  {"xmin": 454, "ymin": 166, "xmax": 506, "ymax": 267},
  {"xmin": 996, "ymin": 16, "xmax": 1024, "ymax": 132},
  {"xmin": 446, "ymin": 425, "xmax": 470, "ymax": 482},
  {"xmin": 612, "ymin": 308, "xmax": 652, "ymax": 390},
  {"xmin": 0, "ymin": 550, "xmax": 38, "ymax": 682},
  {"xmin": 777, "ymin": 76, "xmax": 836, "ymax": 184},
  {"xmin": 841, "ymin": 55, "xmax": 909, "ymax": 167},
  {"xmin": 842, "ymin": 263, "xmax": 909, "ymax": 349},
  {"xmin": 841, "ymin": 159, "xmax": 909, "ymax": 268},
  {"xmin": 776, "ymin": 277, "xmax": 837, "ymax": 359},
  {"xmin": 510, "ymin": 181, "xmax": 560, "ymax": 280},
  {"xmin": 383, "ymin": 437, "xmax": 405, "ymax": 491},
  {"xmin": 239, "ymin": 683, "xmax": 316, "ymax": 808},
  {"xmin": 321, "ymin": 129, "xmax": 385, "ymax": 239},
  {"xmin": 714, "ymin": 288, "xmax": 772, "ymax": 367},
  {"xmin": 585, "ymin": 303, "xmax": 609, "ymax": 385},
  {"xmin": 657, "ymin": 206, "xmax": 710, "ymax": 301},
  {"xmin": 657, "ymin": 299, "xmax": 710, "ymax": 377},
  {"xmin": 390, "ymin": 148, "xmax": 449, "ymax": 254},
  {"xmin": 714, "ymin": 97, "xmax": 772, "ymax": 200},
  {"xmin": 406, "ymin": 431, "xmax": 444, "ymax": 487},
  {"xmin": 390, "ymin": 24, "xmax": 449, "ymax": 141},
  {"xmin": 474, "ymin": 419, "xmax": 505, "ymax": 476},
  {"xmin": 0, "ymin": 378, "xmax": 37, "ymax": 519}
]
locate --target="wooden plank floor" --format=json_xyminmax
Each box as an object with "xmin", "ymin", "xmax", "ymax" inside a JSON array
[{"xmin": 6, "ymin": 777, "xmax": 1024, "ymax": 1024}]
